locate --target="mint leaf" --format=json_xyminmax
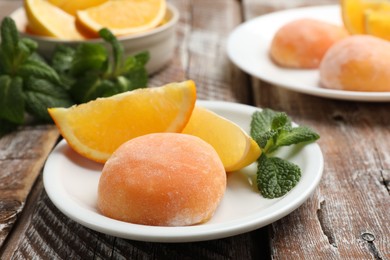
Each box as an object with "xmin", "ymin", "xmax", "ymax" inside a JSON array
[
  {"xmin": 70, "ymin": 74, "xmax": 100, "ymax": 103},
  {"xmin": 20, "ymin": 38, "xmax": 38, "ymax": 53},
  {"xmin": 99, "ymin": 29, "xmax": 148, "ymax": 90},
  {"xmin": 123, "ymin": 52, "xmax": 149, "ymax": 90},
  {"xmin": 251, "ymin": 109, "xmax": 320, "ymax": 153},
  {"xmin": 73, "ymin": 76, "xmax": 138, "ymax": 102},
  {"xmin": 73, "ymin": 36, "xmax": 148, "ymax": 101},
  {"xmin": 112, "ymin": 76, "xmax": 131, "ymax": 94},
  {"xmin": 18, "ymin": 58, "xmax": 61, "ymax": 83},
  {"xmin": 0, "ymin": 17, "xmax": 36, "ymax": 75},
  {"xmin": 123, "ymin": 52, "xmax": 150, "ymax": 73},
  {"xmin": 0, "ymin": 17, "xmax": 78, "ymax": 128},
  {"xmin": 0, "ymin": 17, "xmax": 20, "ymax": 74},
  {"xmin": 49, "ymin": 28, "xmax": 148, "ymax": 104},
  {"xmin": 51, "ymin": 45, "xmax": 75, "ymax": 74},
  {"xmin": 251, "ymin": 109, "xmax": 277, "ymax": 149},
  {"xmin": 51, "ymin": 45, "xmax": 76, "ymax": 89},
  {"xmin": 250, "ymin": 109, "xmax": 288, "ymax": 150},
  {"xmin": 250, "ymin": 108, "xmax": 320, "ymax": 199},
  {"xmin": 24, "ymin": 77, "xmax": 73, "ymax": 121},
  {"xmin": 70, "ymin": 43, "xmax": 108, "ymax": 76},
  {"xmin": 250, "ymin": 109, "xmax": 277, "ymax": 136},
  {"xmin": 0, "ymin": 17, "xmax": 19, "ymax": 53},
  {"xmin": 253, "ymin": 129, "xmax": 276, "ymax": 149},
  {"xmin": 92, "ymin": 79, "xmax": 118, "ymax": 98},
  {"xmin": 271, "ymin": 112, "xmax": 291, "ymax": 129},
  {"xmin": 276, "ymin": 126, "xmax": 320, "ymax": 147},
  {"xmin": 0, "ymin": 75, "xmax": 24, "ymax": 124},
  {"xmin": 257, "ymin": 155, "xmax": 301, "ymax": 199},
  {"xmin": 132, "ymin": 52, "xmax": 149, "ymax": 66}
]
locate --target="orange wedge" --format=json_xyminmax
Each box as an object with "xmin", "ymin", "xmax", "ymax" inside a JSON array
[
  {"xmin": 341, "ymin": 0, "xmax": 390, "ymax": 34},
  {"xmin": 365, "ymin": 9, "xmax": 390, "ymax": 40},
  {"xmin": 24, "ymin": 0, "xmax": 85, "ymax": 40},
  {"xmin": 48, "ymin": 80, "xmax": 196, "ymax": 163},
  {"xmin": 76, "ymin": 0, "xmax": 166, "ymax": 36},
  {"xmin": 182, "ymin": 106, "xmax": 261, "ymax": 172},
  {"xmin": 48, "ymin": 0, "xmax": 108, "ymax": 16}
]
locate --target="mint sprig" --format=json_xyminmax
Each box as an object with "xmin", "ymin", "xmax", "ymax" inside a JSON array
[
  {"xmin": 250, "ymin": 109, "xmax": 320, "ymax": 199},
  {"xmin": 0, "ymin": 17, "xmax": 73, "ymax": 128},
  {"xmin": 52, "ymin": 28, "xmax": 149, "ymax": 103},
  {"xmin": 0, "ymin": 17, "xmax": 150, "ymax": 137}
]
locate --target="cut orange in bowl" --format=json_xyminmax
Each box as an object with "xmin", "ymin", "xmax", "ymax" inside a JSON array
[
  {"xmin": 182, "ymin": 106, "xmax": 261, "ymax": 172},
  {"xmin": 340, "ymin": 0, "xmax": 390, "ymax": 34},
  {"xmin": 48, "ymin": 80, "xmax": 197, "ymax": 163},
  {"xmin": 365, "ymin": 9, "xmax": 390, "ymax": 40},
  {"xmin": 76, "ymin": 0, "xmax": 167, "ymax": 36},
  {"xmin": 24, "ymin": 0, "xmax": 85, "ymax": 40},
  {"xmin": 48, "ymin": 0, "xmax": 108, "ymax": 16}
]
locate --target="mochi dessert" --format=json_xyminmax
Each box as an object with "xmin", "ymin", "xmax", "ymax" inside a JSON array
[
  {"xmin": 270, "ymin": 18, "xmax": 348, "ymax": 69},
  {"xmin": 98, "ymin": 133, "xmax": 227, "ymax": 226},
  {"xmin": 320, "ymin": 35, "xmax": 390, "ymax": 92}
]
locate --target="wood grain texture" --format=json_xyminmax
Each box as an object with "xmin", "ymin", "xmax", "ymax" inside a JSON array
[
  {"xmin": 4, "ymin": 183, "xmax": 267, "ymax": 259},
  {"xmin": 266, "ymin": 100, "xmax": 390, "ymax": 260},
  {"xmin": 242, "ymin": 0, "xmax": 390, "ymax": 259},
  {"xmin": 1, "ymin": 0, "xmax": 389, "ymax": 259},
  {"xmin": 150, "ymin": 0, "xmax": 251, "ymax": 103},
  {"xmin": 0, "ymin": 125, "xmax": 59, "ymax": 248},
  {"xmin": 0, "ymin": 0, "xmax": 265, "ymax": 259}
]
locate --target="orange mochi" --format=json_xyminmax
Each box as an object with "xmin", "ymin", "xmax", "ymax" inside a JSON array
[
  {"xmin": 319, "ymin": 35, "xmax": 390, "ymax": 92},
  {"xmin": 270, "ymin": 18, "xmax": 348, "ymax": 69},
  {"xmin": 98, "ymin": 133, "xmax": 227, "ymax": 226}
]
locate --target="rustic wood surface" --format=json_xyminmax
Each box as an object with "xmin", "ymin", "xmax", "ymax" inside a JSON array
[{"xmin": 0, "ymin": 0, "xmax": 389, "ymax": 259}]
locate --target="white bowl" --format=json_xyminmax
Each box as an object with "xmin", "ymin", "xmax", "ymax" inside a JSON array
[{"xmin": 9, "ymin": 4, "xmax": 179, "ymax": 74}]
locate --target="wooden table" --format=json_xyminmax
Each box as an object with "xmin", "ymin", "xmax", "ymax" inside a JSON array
[{"xmin": 1, "ymin": 0, "xmax": 389, "ymax": 259}]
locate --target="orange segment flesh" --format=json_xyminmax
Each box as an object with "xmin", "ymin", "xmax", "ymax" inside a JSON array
[
  {"xmin": 341, "ymin": 0, "xmax": 390, "ymax": 34},
  {"xmin": 24, "ymin": 0, "xmax": 85, "ymax": 40},
  {"xmin": 48, "ymin": 80, "xmax": 196, "ymax": 163},
  {"xmin": 365, "ymin": 9, "xmax": 390, "ymax": 40},
  {"xmin": 76, "ymin": 0, "xmax": 166, "ymax": 36},
  {"xmin": 48, "ymin": 0, "xmax": 108, "ymax": 16},
  {"xmin": 182, "ymin": 106, "xmax": 261, "ymax": 172}
]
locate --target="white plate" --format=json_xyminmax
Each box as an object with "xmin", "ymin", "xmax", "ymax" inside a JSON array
[
  {"xmin": 227, "ymin": 5, "xmax": 390, "ymax": 102},
  {"xmin": 43, "ymin": 100, "xmax": 323, "ymax": 242}
]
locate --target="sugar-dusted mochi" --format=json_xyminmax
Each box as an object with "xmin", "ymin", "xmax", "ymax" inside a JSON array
[
  {"xmin": 270, "ymin": 18, "xmax": 348, "ymax": 69},
  {"xmin": 98, "ymin": 133, "xmax": 226, "ymax": 226},
  {"xmin": 320, "ymin": 35, "xmax": 390, "ymax": 92}
]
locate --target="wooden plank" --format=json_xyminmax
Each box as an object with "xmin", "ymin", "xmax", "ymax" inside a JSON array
[
  {"xmin": 0, "ymin": 1, "xmax": 60, "ymax": 249},
  {"xmin": 4, "ymin": 189, "xmax": 269, "ymax": 259},
  {"xmin": 0, "ymin": 0, "xmax": 263, "ymax": 259},
  {"xmin": 0, "ymin": 125, "xmax": 59, "ymax": 248},
  {"xmin": 242, "ymin": 0, "xmax": 390, "ymax": 259},
  {"xmin": 151, "ymin": 0, "xmax": 251, "ymax": 103}
]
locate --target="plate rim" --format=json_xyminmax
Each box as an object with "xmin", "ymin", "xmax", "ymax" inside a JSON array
[
  {"xmin": 43, "ymin": 100, "xmax": 324, "ymax": 242},
  {"xmin": 226, "ymin": 5, "xmax": 390, "ymax": 102}
]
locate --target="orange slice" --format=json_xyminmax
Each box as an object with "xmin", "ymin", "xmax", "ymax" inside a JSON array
[
  {"xmin": 48, "ymin": 80, "xmax": 196, "ymax": 163},
  {"xmin": 341, "ymin": 0, "xmax": 390, "ymax": 34},
  {"xmin": 365, "ymin": 9, "xmax": 390, "ymax": 40},
  {"xmin": 182, "ymin": 106, "xmax": 261, "ymax": 172},
  {"xmin": 48, "ymin": 0, "xmax": 108, "ymax": 16},
  {"xmin": 24, "ymin": 0, "xmax": 85, "ymax": 40},
  {"xmin": 76, "ymin": 0, "xmax": 166, "ymax": 36}
]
